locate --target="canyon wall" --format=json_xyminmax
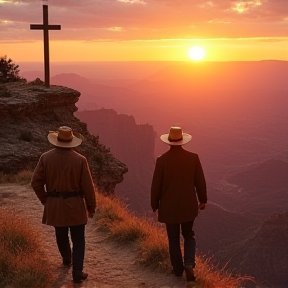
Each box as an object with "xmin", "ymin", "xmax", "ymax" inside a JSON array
[{"xmin": 76, "ymin": 109, "xmax": 156, "ymax": 214}]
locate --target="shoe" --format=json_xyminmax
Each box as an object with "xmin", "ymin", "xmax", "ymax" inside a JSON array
[
  {"xmin": 184, "ymin": 266, "xmax": 196, "ymax": 282},
  {"xmin": 72, "ymin": 272, "xmax": 88, "ymax": 284},
  {"xmin": 62, "ymin": 257, "xmax": 72, "ymax": 266}
]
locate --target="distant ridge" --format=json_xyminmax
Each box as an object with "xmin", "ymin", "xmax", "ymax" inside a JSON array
[
  {"xmin": 194, "ymin": 202, "xmax": 259, "ymax": 255},
  {"xmin": 227, "ymin": 159, "xmax": 288, "ymax": 191},
  {"xmin": 221, "ymin": 159, "xmax": 288, "ymax": 215},
  {"xmin": 20, "ymin": 70, "xmax": 43, "ymax": 81},
  {"xmin": 51, "ymin": 73, "xmax": 93, "ymax": 86},
  {"xmin": 128, "ymin": 60, "xmax": 288, "ymax": 92},
  {"xmin": 49, "ymin": 72, "xmax": 139, "ymax": 112},
  {"xmin": 223, "ymin": 211, "xmax": 288, "ymax": 286}
]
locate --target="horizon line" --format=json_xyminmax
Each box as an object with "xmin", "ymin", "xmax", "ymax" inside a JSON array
[{"xmin": 17, "ymin": 59, "xmax": 288, "ymax": 63}]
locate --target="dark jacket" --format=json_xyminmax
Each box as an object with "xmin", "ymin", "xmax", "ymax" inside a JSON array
[
  {"xmin": 31, "ymin": 148, "xmax": 96, "ymax": 227},
  {"xmin": 151, "ymin": 146, "xmax": 207, "ymax": 223}
]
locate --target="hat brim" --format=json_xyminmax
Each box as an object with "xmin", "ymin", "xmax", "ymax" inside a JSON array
[
  {"xmin": 47, "ymin": 132, "xmax": 83, "ymax": 148},
  {"xmin": 160, "ymin": 133, "xmax": 192, "ymax": 145}
]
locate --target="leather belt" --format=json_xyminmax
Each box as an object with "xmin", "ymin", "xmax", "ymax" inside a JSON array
[{"xmin": 47, "ymin": 191, "xmax": 82, "ymax": 199}]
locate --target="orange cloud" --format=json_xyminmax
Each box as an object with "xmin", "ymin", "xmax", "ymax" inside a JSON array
[{"xmin": 232, "ymin": 0, "xmax": 262, "ymax": 13}]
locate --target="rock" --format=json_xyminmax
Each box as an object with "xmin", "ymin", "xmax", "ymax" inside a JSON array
[
  {"xmin": 76, "ymin": 109, "xmax": 156, "ymax": 214},
  {"xmin": 0, "ymin": 82, "xmax": 128, "ymax": 195}
]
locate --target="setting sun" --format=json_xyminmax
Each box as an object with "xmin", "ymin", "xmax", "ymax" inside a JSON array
[{"xmin": 188, "ymin": 46, "xmax": 205, "ymax": 61}]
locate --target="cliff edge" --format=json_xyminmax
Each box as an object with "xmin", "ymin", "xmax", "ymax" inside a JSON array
[{"xmin": 0, "ymin": 82, "xmax": 128, "ymax": 194}]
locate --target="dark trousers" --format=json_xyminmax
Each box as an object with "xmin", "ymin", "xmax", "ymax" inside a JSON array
[
  {"xmin": 165, "ymin": 221, "xmax": 196, "ymax": 274},
  {"xmin": 54, "ymin": 224, "xmax": 86, "ymax": 273}
]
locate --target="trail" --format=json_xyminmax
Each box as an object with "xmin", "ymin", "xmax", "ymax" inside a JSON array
[{"xmin": 0, "ymin": 184, "xmax": 192, "ymax": 288}]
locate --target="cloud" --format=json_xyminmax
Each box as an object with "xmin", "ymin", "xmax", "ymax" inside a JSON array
[
  {"xmin": 117, "ymin": 0, "xmax": 146, "ymax": 4},
  {"xmin": 0, "ymin": 0, "xmax": 287, "ymax": 42},
  {"xmin": 231, "ymin": 0, "xmax": 262, "ymax": 13}
]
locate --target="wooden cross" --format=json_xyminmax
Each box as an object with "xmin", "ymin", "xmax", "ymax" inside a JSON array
[{"xmin": 30, "ymin": 5, "xmax": 61, "ymax": 87}]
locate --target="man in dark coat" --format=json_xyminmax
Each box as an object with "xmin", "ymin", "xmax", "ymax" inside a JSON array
[
  {"xmin": 150, "ymin": 126, "xmax": 207, "ymax": 283},
  {"xmin": 31, "ymin": 126, "xmax": 96, "ymax": 284}
]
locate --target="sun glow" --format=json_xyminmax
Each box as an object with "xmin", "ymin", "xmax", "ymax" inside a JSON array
[{"xmin": 188, "ymin": 46, "xmax": 205, "ymax": 61}]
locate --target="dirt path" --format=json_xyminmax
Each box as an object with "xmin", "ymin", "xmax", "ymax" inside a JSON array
[{"xmin": 0, "ymin": 184, "xmax": 193, "ymax": 288}]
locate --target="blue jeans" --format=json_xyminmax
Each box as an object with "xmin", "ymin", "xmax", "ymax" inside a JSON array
[
  {"xmin": 54, "ymin": 224, "xmax": 86, "ymax": 273},
  {"xmin": 165, "ymin": 221, "xmax": 196, "ymax": 274}
]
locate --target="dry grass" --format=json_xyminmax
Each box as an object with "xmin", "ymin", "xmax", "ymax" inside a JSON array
[
  {"xmin": 0, "ymin": 208, "xmax": 52, "ymax": 288},
  {"xmin": 0, "ymin": 170, "xmax": 33, "ymax": 185},
  {"xmin": 0, "ymin": 171, "xmax": 254, "ymax": 287},
  {"xmin": 194, "ymin": 255, "xmax": 256, "ymax": 288},
  {"xmin": 96, "ymin": 192, "xmax": 254, "ymax": 288}
]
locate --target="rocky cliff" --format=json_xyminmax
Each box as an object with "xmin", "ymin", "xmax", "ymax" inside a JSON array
[
  {"xmin": 0, "ymin": 82, "xmax": 127, "ymax": 194},
  {"xmin": 75, "ymin": 109, "xmax": 156, "ymax": 214}
]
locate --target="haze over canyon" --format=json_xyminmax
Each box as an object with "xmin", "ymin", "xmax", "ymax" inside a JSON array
[{"xmin": 20, "ymin": 60, "xmax": 288, "ymax": 287}]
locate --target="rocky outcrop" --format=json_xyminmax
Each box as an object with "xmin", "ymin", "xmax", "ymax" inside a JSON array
[
  {"xmin": 0, "ymin": 82, "xmax": 127, "ymax": 194},
  {"xmin": 75, "ymin": 109, "xmax": 156, "ymax": 214}
]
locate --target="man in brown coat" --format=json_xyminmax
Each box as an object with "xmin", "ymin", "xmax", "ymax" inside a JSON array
[
  {"xmin": 151, "ymin": 126, "xmax": 207, "ymax": 283},
  {"xmin": 31, "ymin": 126, "xmax": 96, "ymax": 284}
]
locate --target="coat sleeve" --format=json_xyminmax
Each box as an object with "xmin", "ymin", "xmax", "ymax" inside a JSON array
[
  {"xmin": 80, "ymin": 158, "xmax": 97, "ymax": 212},
  {"xmin": 150, "ymin": 158, "xmax": 163, "ymax": 211},
  {"xmin": 31, "ymin": 155, "xmax": 47, "ymax": 205},
  {"xmin": 194, "ymin": 155, "xmax": 207, "ymax": 204}
]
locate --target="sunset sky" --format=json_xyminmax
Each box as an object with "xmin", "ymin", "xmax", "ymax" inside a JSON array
[{"xmin": 0, "ymin": 0, "xmax": 287, "ymax": 62}]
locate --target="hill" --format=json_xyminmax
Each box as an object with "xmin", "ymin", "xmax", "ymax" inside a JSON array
[
  {"xmin": 222, "ymin": 211, "xmax": 288, "ymax": 287},
  {"xmin": 223, "ymin": 159, "xmax": 288, "ymax": 215},
  {"xmin": 227, "ymin": 159, "xmax": 288, "ymax": 191},
  {"xmin": 128, "ymin": 60, "xmax": 288, "ymax": 93},
  {"xmin": 50, "ymin": 73, "xmax": 139, "ymax": 112},
  {"xmin": 194, "ymin": 202, "xmax": 259, "ymax": 255}
]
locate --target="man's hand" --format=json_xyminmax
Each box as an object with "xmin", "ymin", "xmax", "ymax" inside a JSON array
[
  {"xmin": 199, "ymin": 203, "xmax": 206, "ymax": 210},
  {"xmin": 87, "ymin": 205, "xmax": 96, "ymax": 218}
]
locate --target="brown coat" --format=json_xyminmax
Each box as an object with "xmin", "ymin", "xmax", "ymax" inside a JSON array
[
  {"xmin": 31, "ymin": 148, "xmax": 96, "ymax": 227},
  {"xmin": 150, "ymin": 146, "xmax": 207, "ymax": 223}
]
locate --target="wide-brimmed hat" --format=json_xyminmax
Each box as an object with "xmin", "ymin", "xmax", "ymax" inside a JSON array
[
  {"xmin": 47, "ymin": 126, "xmax": 83, "ymax": 148},
  {"xmin": 160, "ymin": 126, "xmax": 192, "ymax": 145}
]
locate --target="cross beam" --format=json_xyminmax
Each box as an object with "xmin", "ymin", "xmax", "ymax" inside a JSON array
[{"xmin": 30, "ymin": 5, "xmax": 61, "ymax": 87}]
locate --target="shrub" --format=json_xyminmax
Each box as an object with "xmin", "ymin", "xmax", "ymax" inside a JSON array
[
  {"xmin": 29, "ymin": 78, "xmax": 44, "ymax": 85},
  {"xmin": 0, "ymin": 56, "xmax": 22, "ymax": 83}
]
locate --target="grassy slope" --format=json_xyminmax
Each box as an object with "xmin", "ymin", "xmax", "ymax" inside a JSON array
[{"xmin": 0, "ymin": 171, "xmax": 252, "ymax": 288}]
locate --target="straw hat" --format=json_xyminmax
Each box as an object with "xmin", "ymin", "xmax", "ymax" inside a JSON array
[
  {"xmin": 47, "ymin": 126, "xmax": 83, "ymax": 148},
  {"xmin": 160, "ymin": 126, "xmax": 192, "ymax": 145}
]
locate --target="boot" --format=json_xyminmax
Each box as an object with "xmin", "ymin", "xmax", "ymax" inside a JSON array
[
  {"xmin": 72, "ymin": 271, "xmax": 88, "ymax": 283},
  {"xmin": 184, "ymin": 266, "xmax": 196, "ymax": 282}
]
